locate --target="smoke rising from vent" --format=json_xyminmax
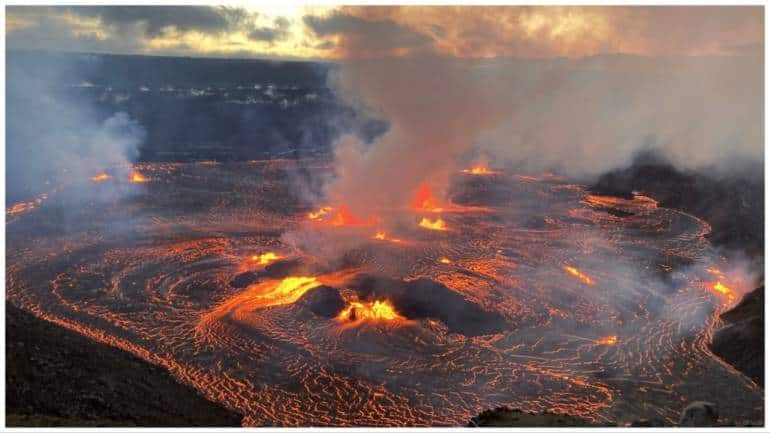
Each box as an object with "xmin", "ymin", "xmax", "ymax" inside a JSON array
[
  {"xmin": 477, "ymin": 54, "xmax": 763, "ymax": 179},
  {"xmin": 6, "ymin": 52, "xmax": 147, "ymax": 204},
  {"xmin": 324, "ymin": 57, "xmax": 508, "ymax": 218},
  {"xmin": 323, "ymin": 53, "xmax": 762, "ymax": 215}
]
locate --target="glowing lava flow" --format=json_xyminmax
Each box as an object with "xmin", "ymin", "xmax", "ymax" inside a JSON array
[
  {"xmin": 329, "ymin": 205, "xmax": 362, "ymax": 226},
  {"xmin": 712, "ymin": 281, "xmax": 736, "ymax": 302},
  {"xmin": 91, "ymin": 173, "xmax": 111, "ymax": 182},
  {"xmin": 461, "ymin": 164, "xmax": 496, "ymax": 175},
  {"xmin": 7, "ymin": 193, "xmax": 48, "ymax": 216},
  {"xmin": 308, "ymin": 205, "xmax": 375, "ymax": 227},
  {"xmin": 252, "ymin": 276, "xmax": 321, "ymax": 308},
  {"xmin": 337, "ymin": 299, "xmax": 404, "ymax": 323},
  {"xmin": 419, "ymin": 217, "xmax": 448, "ymax": 231},
  {"xmin": 373, "ymin": 231, "xmax": 403, "ymax": 243},
  {"xmin": 411, "ymin": 182, "xmax": 489, "ymax": 214},
  {"xmin": 412, "ymin": 183, "xmax": 444, "ymax": 213},
  {"xmin": 596, "ymin": 335, "xmax": 618, "ymax": 345},
  {"xmin": 250, "ymin": 252, "xmax": 282, "ymax": 265},
  {"xmin": 704, "ymin": 267, "xmax": 737, "ymax": 303},
  {"xmin": 308, "ymin": 206, "xmax": 332, "ymax": 221},
  {"xmin": 8, "ymin": 161, "xmax": 764, "ymax": 426},
  {"xmin": 129, "ymin": 172, "xmax": 149, "ymax": 183},
  {"xmin": 563, "ymin": 265, "xmax": 594, "ymax": 285}
]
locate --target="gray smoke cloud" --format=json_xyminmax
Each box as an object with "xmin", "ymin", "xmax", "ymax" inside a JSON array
[
  {"xmin": 6, "ymin": 52, "xmax": 147, "ymax": 205},
  {"xmin": 324, "ymin": 56, "xmax": 509, "ymax": 218},
  {"xmin": 322, "ymin": 54, "xmax": 762, "ymax": 216},
  {"xmin": 477, "ymin": 54, "xmax": 763, "ymax": 179}
]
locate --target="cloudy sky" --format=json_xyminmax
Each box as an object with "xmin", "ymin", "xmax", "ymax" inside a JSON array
[{"xmin": 5, "ymin": 5, "xmax": 763, "ymax": 60}]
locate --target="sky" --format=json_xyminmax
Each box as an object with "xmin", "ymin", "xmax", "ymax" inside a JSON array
[{"xmin": 5, "ymin": 5, "xmax": 764, "ymax": 60}]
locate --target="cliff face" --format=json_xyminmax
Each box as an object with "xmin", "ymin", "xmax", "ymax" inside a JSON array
[
  {"xmin": 591, "ymin": 156, "xmax": 764, "ymax": 258},
  {"xmin": 467, "ymin": 407, "xmax": 599, "ymax": 427},
  {"xmin": 709, "ymin": 287, "xmax": 764, "ymax": 386},
  {"xmin": 6, "ymin": 302, "xmax": 243, "ymax": 427}
]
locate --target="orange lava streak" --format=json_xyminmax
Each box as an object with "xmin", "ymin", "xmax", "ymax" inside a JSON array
[
  {"xmin": 712, "ymin": 281, "xmax": 736, "ymax": 302},
  {"xmin": 704, "ymin": 267, "xmax": 736, "ymax": 303},
  {"xmin": 308, "ymin": 205, "xmax": 375, "ymax": 227},
  {"xmin": 253, "ymin": 276, "xmax": 321, "ymax": 308},
  {"xmin": 418, "ymin": 217, "xmax": 448, "ymax": 231},
  {"xmin": 250, "ymin": 252, "xmax": 282, "ymax": 265},
  {"xmin": 438, "ymin": 257, "xmax": 451, "ymax": 264},
  {"xmin": 328, "ymin": 205, "xmax": 368, "ymax": 226},
  {"xmin": 596, "ymin": 335, "xmax": 618, "ymax": 345},
  {"xmin": 7, "ymin": 193, "xmax": 48, "ymax": 215},
  {"xmin": 373, "ymin": 231, "xmax": 403, "ymax": 243},
  {"xmin": 308, "ymin": 206, "xmax": 332, "ymax": 220},
  {"xmin": 330, "ymin": 205, "xmax": 358, "ymax": 226},
  {"xmin": 461, "ymin": 165, "xmax": 496, "ymax": 175},
  {"xmin": 129, "ymin": 172, "xmax": 149, "ymax": 183},
  {"xmin": 91, "ymin": 172, "xmax": 111, "ymax": 182},
  {"xmin": 563, "ymin": 265, "xmax": 594, "ymax": 285},
  {"xmin": 412, "ymin": 183, "xmax": 444, "ymax": 212},
  {"xmin": 337, "ymin": 299, "xmax": 404, "ymax": 322}
]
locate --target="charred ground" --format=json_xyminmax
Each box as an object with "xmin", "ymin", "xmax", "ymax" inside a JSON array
[{"xmin": 5, "ymin": 302, "xmax": 242, "ymax": 427}]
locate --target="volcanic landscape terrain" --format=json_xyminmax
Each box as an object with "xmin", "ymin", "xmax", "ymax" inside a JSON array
[{"xmin": 5, "ymin": 159, "xmax": 763, "ymax": 426}]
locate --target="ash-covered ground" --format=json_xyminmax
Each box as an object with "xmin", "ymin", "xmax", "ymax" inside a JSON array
[{"xmin": 6, "ymin": 160, "xmax": 763, "ymax": 426}]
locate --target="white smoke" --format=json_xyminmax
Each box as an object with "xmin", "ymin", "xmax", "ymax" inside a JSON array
[
  {"xmin": 322, "ymin": 54, "xmax": 762, "ymax": 214},
  {"xmin": 7, "ymin": 52, "xmax": 147, "ymax": 203}
]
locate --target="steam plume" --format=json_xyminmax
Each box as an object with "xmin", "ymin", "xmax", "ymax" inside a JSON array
[
  {"xmin": 6, "ymin": 52, "xmax": 147, "ymax": 204},
  {"xmin": 323, "ymin": 53, "xmax": 762, "ymax": 214}
]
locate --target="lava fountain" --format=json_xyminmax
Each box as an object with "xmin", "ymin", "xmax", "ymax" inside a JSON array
[{"xmin": 418, "ymin": 217, "xmax": 449, "ymax": 231}]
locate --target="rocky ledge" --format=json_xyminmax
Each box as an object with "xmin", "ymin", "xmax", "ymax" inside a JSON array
[{"xmin": 6, "ymin": 302, "xmax": 243, "ymax": 427}]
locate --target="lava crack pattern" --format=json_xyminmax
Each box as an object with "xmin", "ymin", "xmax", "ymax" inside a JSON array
[{"xmin": 6, "ymin": 160, "xmax": 763, "ymax": 426}]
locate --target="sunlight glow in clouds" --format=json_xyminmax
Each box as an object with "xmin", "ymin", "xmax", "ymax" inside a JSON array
[{"xmin": 6, "ymin": 6, "xmax": 763, "ymax": 60}]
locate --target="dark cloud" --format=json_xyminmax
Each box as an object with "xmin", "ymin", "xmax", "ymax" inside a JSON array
[
  {"xmin": 6, "ymin": 7, "xmax": 146, "ymax": 54},
  {"xmin": 248, "ymin": 17, "xmax": 290, "ymax": 43},
  {"xmin": 6, "ymin": 6, "xmax": 270, "ymax": 58},
  {"xmin": 68, "ymin": 6, "xmax": 235, "ymax": 37},
  {"xmin": 304, "ymin": 12, "xmax": 431, "ymax": 52}
]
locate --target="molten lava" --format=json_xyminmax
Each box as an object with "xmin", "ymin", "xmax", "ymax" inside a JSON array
[
  {"xmin": 337, "ymin": 299, "xmax": 404, "ymax": 323},
  {"xmin": 419, "ymin": 217, "xmax": 448, "ymax": 231},
  {"xmin": 255, "ymin": 276, "xmax": 321, "ymax": 308},
  {"xmin": 373, "ymin": 231, "xmax": 402, "ymax": 243},
  {"xmin": 91, "ymin": 173, "xmax": 111, "ymax": 182},
  {"xmin": 309, "ymin": 205, "xmax": 375, "ymax": 227},
  {"xmin": 712, "ymin": 281, "xmax": 736, "ymax": 302},
  {"xmin": 596, "ymin": 335, "xmax": 618, "ymax": 345},
  {"xmin": 412, "ymin": 183, "xmax": 444, "ymax": 212},
  {"xmin": 10, "ymin": 160, "xmax": 763, "ymax": 426},
  {"xmin": 129, "ymin": 172, "xmax": 149, "ymax": 183},
  {"xmin": 563, "ymin": 265, "xmax": 594, "ymax": 285},
  {"xmin": 329, "ymin": 205, "xmax": 366, "ymax": 226},
  {"xmin": 251, "ymin": 252, "xmax": 282, "ymax": 265},
  {"xmin": 461, "ymin": 164, "xmax": 496, "ymax": 175},
  {"xmin": 308, "ymin": 206, "xmax": 332, "ymax": 221},
  {"xmin": 7, "ymin": 193, "xmax": 48, "ymax": 216}
]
